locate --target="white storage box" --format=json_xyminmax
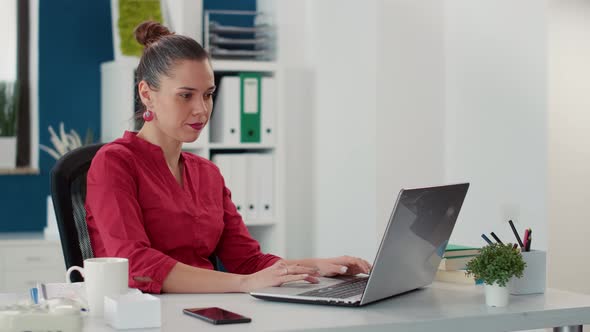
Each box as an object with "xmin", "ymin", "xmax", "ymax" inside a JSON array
[{"xmin": 104, "ymin": 293, "xmax": 161, "ymax": 329}]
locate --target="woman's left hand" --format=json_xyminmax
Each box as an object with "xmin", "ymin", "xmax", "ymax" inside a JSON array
[{"xmin": 313, "ymin": 256, "xmax": 372, "ymax": 277}]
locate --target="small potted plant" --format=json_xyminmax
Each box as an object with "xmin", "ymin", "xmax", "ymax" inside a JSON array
[
  {"xmin": 465, "ymin": 243, "xmax": 526, "ymax": 307},
  {"xmin": 40, "ymin": 122, "xmax": 94, "ymax": 239}
]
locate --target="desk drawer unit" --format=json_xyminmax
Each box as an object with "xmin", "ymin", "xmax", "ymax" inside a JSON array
[
  {"xmin": 3, "ymin": 244, "xmax": 63, "ymax": 270},
  {"xmin": 5, "ymin": 269, "xmax": 65, "ymax": 292},
  {"xmin": 0, "ymin": 237, "xmax": 65, "ymax": 292}
]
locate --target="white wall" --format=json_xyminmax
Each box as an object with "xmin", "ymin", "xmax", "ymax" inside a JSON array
[
  {"xmin": 304, "ymin": 0, "xmax": 446, "ymax": 260},
  {"xmin": 311, "ymin": 0, "xmax": 378, "ymax": 260},
  {"xmin": 285, "ymin": 1, "xmax": 549, "ymax": 267},
  {"xmin": 276, "ymin": 0, "xmax": 317, "ymax": 259},
  {"xmin": 444, "ymin": 0, "xmax": 548, "ymax": 250},
  {"xmin": 281, "ymin": 0, "xmax": 409, "ymax": 261},
  {"xmin": 376, "ymin": 0, "xmax": 446, "ymax": 239},
  {"xmin": 548, "ymin": 0, "xmax": 590, "ymax": 294}
]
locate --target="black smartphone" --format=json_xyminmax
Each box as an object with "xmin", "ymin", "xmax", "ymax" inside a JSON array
[{"xmin": 183, "ymin": 307, "xmax": 252, "ymax": 325}]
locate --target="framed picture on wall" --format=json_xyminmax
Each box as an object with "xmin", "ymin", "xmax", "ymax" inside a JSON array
[{"xmin": 110, "ymin": 0, "xmax": 202, "ymax": 60}]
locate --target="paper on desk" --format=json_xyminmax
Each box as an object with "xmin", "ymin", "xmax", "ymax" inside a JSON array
[
  {"xmin": 38, "ymin": 282, "xmax": 87, "ymax": 305},
  {"xmin": 36, "ymin": 282, "xmax": 141, "ymax": 309}
]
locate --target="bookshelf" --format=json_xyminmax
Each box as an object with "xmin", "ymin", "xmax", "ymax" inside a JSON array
[
  {"xmin": 212, "ymin": 60, "xmax": 277, "ymax": 73},
  {"xmin": 208, "ymin": 143, "xmax": 275, "ymax": 150},
  {"xmin": 100, "ymin": 57, "xmax": 285, "ymax": 257}
]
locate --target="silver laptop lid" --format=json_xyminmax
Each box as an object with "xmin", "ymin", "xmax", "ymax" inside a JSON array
[{"xmin": 360, "ymin": 183, "xmax": 469, "ymax": 305}]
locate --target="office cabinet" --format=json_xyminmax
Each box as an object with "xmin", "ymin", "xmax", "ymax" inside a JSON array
[{"xmin": 0, "ymin": 235, "xmax": 65, "ymax": 292}]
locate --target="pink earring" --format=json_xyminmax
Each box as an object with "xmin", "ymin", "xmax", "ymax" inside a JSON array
[{"xmin": 143, "ymin": 110, "xmax": 154, "ymax": 122}]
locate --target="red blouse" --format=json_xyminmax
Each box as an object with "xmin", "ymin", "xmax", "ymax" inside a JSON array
[{"xmin": 85, "ymin": 131, "xmax": 280, "ymax": 293}]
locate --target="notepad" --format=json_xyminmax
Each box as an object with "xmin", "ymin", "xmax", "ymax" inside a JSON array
[
  {"xmin": 438, "ymin": 256, "xmax": 477, "ymax": 270},
  {"xmin": 435, "ymin": 270, "xmax": 483, "ymax": 285},
  {"xmin": 37, "ymin": 282, "xmax": 86, "ymax": 303},
  {"xmin": 444, "ymin": 244, "xmax": 480, "ymax": 258}
]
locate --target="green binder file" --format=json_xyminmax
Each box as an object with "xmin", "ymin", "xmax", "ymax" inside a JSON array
[{"xmin": 240, "ymin": 73, "xmax": 261, "ymax": 143}]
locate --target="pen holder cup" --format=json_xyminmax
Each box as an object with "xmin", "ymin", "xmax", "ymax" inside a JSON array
[{"xmin": 509, "ymin": 250, "xmax": 546, "ymax": 295}]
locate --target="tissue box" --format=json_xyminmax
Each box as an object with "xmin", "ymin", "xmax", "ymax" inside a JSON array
[{"xmin": 104, "ymin": 293, "xmax": 161, "ymax": 329}]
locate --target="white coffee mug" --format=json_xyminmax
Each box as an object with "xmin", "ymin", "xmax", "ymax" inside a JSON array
[{"xmin": 66, "ymin": 257, "xmax": 129, "ymax": 316}]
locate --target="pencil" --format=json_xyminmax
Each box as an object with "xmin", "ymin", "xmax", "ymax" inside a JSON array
[
  {"xmin": 508, "ymin": 220, "xmax": 525, "ymax": 248},
  {"xmin": 490, "ymin": 232, "xmax": 504, "ymax": 244},
  {"xmin": 481, "ymin": 234, "xmax": 493, "ymax": 245}
]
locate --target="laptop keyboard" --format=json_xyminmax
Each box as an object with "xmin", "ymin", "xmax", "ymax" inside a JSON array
[{"xmin": 298, "ymin": 278, "xmax": 368, "ymax": 299}]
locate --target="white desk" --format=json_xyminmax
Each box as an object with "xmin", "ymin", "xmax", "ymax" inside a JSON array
[
  {"xmin": 84, "ymin": 283, "xmax": 590, "ymax": 332},
  {"xmin": 80, "ymin": 282, "xmax": 590, "ymax": 332}
]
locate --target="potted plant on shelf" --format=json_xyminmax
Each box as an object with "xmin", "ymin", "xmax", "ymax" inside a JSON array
[
  {"xmin": 0, "ymin": 80, "xmax": 19, "ymax": 169},
  {"xmin": 465, "ymin": 243, "xmax": 526, "ymax": 307},
  {"xmin": 40, "ymin": 122, "xmax": 94, "ymax": 161},
  {"xmin": 40, "ymin": 122, "xmax": 95, "ymax": 239}
]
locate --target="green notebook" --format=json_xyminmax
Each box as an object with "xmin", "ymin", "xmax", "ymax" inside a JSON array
[{"xmin": 444, "ymin": 244, "xmax": 480, "ymax": 258}]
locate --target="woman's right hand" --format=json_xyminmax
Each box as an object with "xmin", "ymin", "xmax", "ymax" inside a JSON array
[{"xmin": 240, "ymin": 260, "xmax": 320, "ymax": 292}]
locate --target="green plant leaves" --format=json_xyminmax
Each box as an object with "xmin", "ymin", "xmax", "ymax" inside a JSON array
[
  {"xmin": 465, "ymin": 243, "xmax": 526, "ymax": 287},
  {"xmin": 118, "ymin": 0, "xmax": 163, "ymax": 57},
  {"xmin": 0, "ymin": 80, "xmax": 19, "ymax": 137},
  {"xmin": 40, "ymin": 122, "xmax": 95, "ymax": 160}
]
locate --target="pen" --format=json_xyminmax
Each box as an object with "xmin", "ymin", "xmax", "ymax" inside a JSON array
[
  {"xmin": 525, "ymin": 235, "xmax": 532, "ymax": 251},
  {"xmin": 490, "ymin": 232, "xmax": 504, "ymax": 244},
  {"xmin": 508, "ymin": 220, "xmax": 525, "ymax": 248},
  {"xmin": 481, "ymin": 234, "xmax": 493, "ymax": 245},
  {"xmin": 37, "ymin": 282, "xmax": 47, "ymax": 302},
  {"xmin": 523, "ymin": 229, "xmax": 530, "ymax": 251},
  {"xmin": 29, "ymin": 287, "xmax": 38, "ymax": 304},
  {"xmin": 525, "ymin": 229, "xmax": 532, "ymax": 251}
]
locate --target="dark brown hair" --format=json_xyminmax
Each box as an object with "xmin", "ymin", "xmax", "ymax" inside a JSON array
[{"xmin": 134, "ymin": 21, "xmax": 209, "ymax": 116}]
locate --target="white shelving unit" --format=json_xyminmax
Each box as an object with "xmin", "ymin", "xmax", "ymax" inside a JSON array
[
  {"xmin": 100, "ymin": 56, "xmax": 285, "ymax": 258},
  {"xmin": 212, "ymin": 60, "xmax": 277, "ymax": 73}
]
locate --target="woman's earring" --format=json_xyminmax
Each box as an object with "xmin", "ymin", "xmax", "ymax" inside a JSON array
[{"xmin": 143, "ymin": 109, "xmax": 154, "ymax": 122}]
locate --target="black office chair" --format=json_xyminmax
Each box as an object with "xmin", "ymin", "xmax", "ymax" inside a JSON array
[
  {"xmin": 51, "ymin": 143, "xmax": 104, "ymax": 282},
  {"xmin": 50, "ymin": 143, "xmax": 219, "ymax": 282}
]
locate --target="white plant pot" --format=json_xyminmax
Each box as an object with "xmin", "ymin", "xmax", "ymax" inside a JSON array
[
  {"xmin": 0, "ymin": 136, "xmax": 17, "ymax": 169},
  {"xmin": 44, "ymin": 195, "xmax": 60, "ymax": 240},
  {"xmin": 484, "ymin": 282, "xmax": 510, "ymax": 307}
]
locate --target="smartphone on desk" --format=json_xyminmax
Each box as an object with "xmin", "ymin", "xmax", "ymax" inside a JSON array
[{"xmin": 183, "ymin": 307, "xmax": 252, "ymax": 325}]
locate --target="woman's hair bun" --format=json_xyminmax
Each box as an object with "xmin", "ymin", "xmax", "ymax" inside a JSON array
[{"xmin": 134, "ymin": 20, "xmax": 174, "ymax": 48}]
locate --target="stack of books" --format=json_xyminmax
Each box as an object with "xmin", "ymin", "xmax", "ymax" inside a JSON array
[{"xmin": 435, "ymin": 244, "xmax": 482, "ymax": 285}]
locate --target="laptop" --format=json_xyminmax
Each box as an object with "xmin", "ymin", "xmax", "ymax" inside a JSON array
[{"xmin": 250, "ymin": 183, "xmax": 470, "ymax": 307}]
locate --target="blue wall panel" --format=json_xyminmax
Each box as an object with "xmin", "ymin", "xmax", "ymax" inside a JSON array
[
  {"xmin": 0, "ymin": 0, "xmax": 113, "ymax": 231},
  {"xmin": 0, "ymin": 0, "xmax": 255, "ymax": 231}
]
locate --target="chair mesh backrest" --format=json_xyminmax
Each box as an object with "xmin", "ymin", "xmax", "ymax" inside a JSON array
[
  {"xmin": 71, "ymin": 174, "xmax": 94, "ymax": 260},
  {"xmin": 51, "ymin": 143, "xmax": 104, "ymax": 278}
]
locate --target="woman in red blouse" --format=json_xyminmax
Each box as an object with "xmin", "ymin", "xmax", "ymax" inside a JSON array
[{"xmin": 85, "ymin": 21, "xmax": 371, "ymax": 294}]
